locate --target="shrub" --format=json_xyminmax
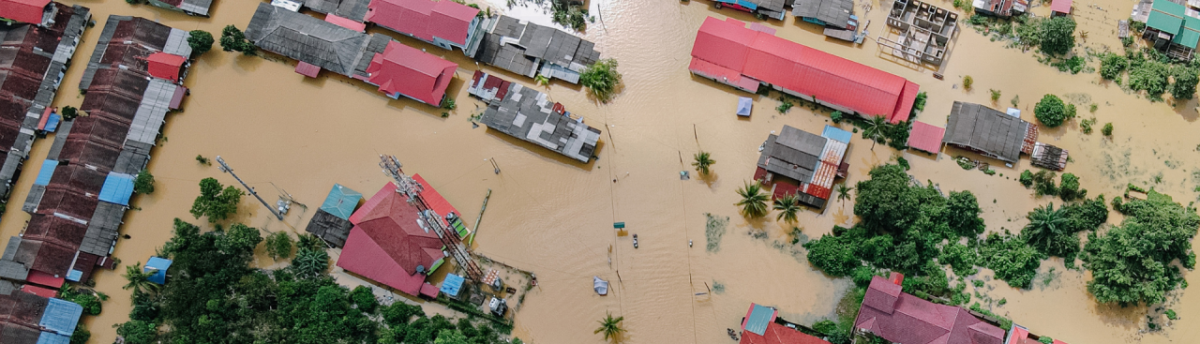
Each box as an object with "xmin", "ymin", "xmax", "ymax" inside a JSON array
[
  {"xmin": 1129, "ymin": 60, "xmax": 1170, "ymax": 99},
  {"xmin": 61, "ymin": 106, "xmax": 79, "ymax": 120},
  {"xmin": 1059, "ymin": 173, "xmax": 1082, "ymax": 201},
  {"xmin": 1019, "ymin": 170, "xmax": 1034, "ymax": 187},
  {"xmin": 1033, "ymin": 170, "xmax": 1058, "ymax": 196},
  {"xmin": 1100, "ymin": 53, "xmax": 1128, "ymax": 80},
  {"xmin": 580, "ymin": 59, "xmax": 622, "ymax": 103},
  {"xmin": 1034, "ymin": 94, "xmax": 1068, "ymax": 127},
  {"xmin": 1169, "ymin": 66, "xmax": 1199, "ymax": 100},
  {"xmin": 1040, "ymin": 17, "xmax": 1076, "ymax": 56},
  {"xmin": 1080, "ymin": 117, "xmax": 1097, "ymax": 134},
  {"xmin": 963, "ymin": 75, "xmax": 974, "ymax": 90},
  {"xmin": 133, "ymin": 169, "xmax": 155, "ymax": 195},
  {"xmin": 1102, "ymin": 123, "xmax": 1113, "ymax": 136},
  {"xmin": 831, "ymin": 111, "xmax": 843, "ymax": 123},
  {"xmin": 989, "ymin": 89, "xmax": 1001, "ymax": 102},
  {"xmin": 913, "ymin": 91, "xmax": 927, "ymax": 112},
  {"xmin": 188, "ymin": 30, "xmax": 214, "ymax": 57}
]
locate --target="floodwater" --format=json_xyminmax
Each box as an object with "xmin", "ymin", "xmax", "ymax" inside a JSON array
[{"xmin": 1, "ymin": 0, "xmax": 1198, "ymax": 343}]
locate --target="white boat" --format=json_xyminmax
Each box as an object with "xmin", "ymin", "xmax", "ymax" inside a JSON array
[{"xmin": 594, "ymin": 276, "xmax": 609, "ymax": 295}]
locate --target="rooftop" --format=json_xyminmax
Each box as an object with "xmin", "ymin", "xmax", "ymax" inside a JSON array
[
  {"xmin": 755, "ymin": 125, "xmax": 849, "ymax": 208},
  {"xmin": 942, "ymin": 101, "xmax": 1037, "ymax": 164},
  {"xmin": 0, "ymin": 0, "xmax": 51, "ymax": 25},
  {"xmin": 364, "ymin": 40, "xmax": 458, "ymax": 105},
  {"xmin": 908, "ymin": 121, "xmax": 946, "ymax": 154},
  {"xmin": 245, "ymin": 2, "xmax": 370, "ymax": 76},
  {"xmin": 1146, "ymin": 0, "xmax": 1200, "ymax": 49},
  {"xmin": 365, "ymin": 0, "xmax": 479, "ymax": 46},
  {"xmin": 475, "ymin": 72, "xmax": 602, "ymax": 163},
  {"xmin": 337, "ymin": 182, "xmax": 446, "ymax": 296},
  {"xmin": 855, "ymin": 276, "xmax": 1005, "ymax": 344}
]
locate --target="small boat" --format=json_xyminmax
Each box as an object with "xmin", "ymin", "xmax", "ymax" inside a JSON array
[
  {"xmin": 632, "ymin": 234, "xmax": 639, "ymax": 249},
  {"xmin": 594, "ymin": 276, "xmax": 609, "ymax": 295}
]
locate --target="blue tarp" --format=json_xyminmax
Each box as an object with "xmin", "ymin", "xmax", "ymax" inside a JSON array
[
  {"xmin": 34, "ymin": 160, "xmax": 57, "ymax": 186},
  {"xmin": 98, "ymin": 173, "xmax": 135, "ymax": 206},
  {"xmin": 44, "ymin": 114, "xmax": 60, "ymax": 132},
  {"xmin": 822, "ymin": 125, "xmax": 853, "ymax": 144},
  {"xmin": 65, "ymin": 269, "xmax": 82, "ymax": 282},
  {"xmin": 39, "ymin": 298, "xmax": 82, "ymax": 336},
  {"xmin": 440, "ymin": 273, "xmax": 464, "ymax": 297},
  {"xmin": 145, "ymin": 257, "xmax": 172, "ymax": 285},
  {"xmin": 320, "ymin": 184, "xmax": 363, "ymax": 221},
  {"xmin": 36, "ymin": 332, "xmax": 70, "ymax": 344},
  {"xmin": 736, "ymin": 97, "xmax": 752, "ymax": 117}
]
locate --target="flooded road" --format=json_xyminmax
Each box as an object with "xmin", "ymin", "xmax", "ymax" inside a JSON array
[{"xmin": 1, "ymin": 0, "xmax": 1198, "ymax": 343}]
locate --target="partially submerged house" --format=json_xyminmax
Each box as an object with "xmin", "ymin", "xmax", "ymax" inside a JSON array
[
  {"xmin": 1030, "ymin": 142, "xmax": 1068, "ymax": 171},
  {"xmin": 907, "ymin": 121, "xmax": 946, "ymax": 154},
  {"xmin": 305, "ymin": 183, "xmax": 363, "ymax": 247},
  {"xmin": 753, "ymin": 125, "xmax": 850, "ymax": 208},
  {"xmin": 2, "ymin": 16, "xmax": 190, "ymax": 287},
  {"xmin": 942, "ymin": 101, "xmax": 1038, "ymax": 164},
  {"xmin": 0, "ymin": 2, "xmax": 90, "ymax": 209},
  {"xmin": 147, "ymin": 0, "xmax": 213, "ymax": 17},
  {"xmin": 791, "ymin": 0, "xmax": 855, "ymax": 29},
  {"xmin": 365, "ymin": 0, "xmax": 489, "ymax": 56},
  {"xmin": 1006, "ymin": 324, "xmax": 1069, "ymax": 344},
  {"xmin": 475, "ymin": 15, "xmax": 601, "ymax": 84},
  {"xmin": 338, "ymin": 180, "xmax": 448, "ymax": 297},
  {"xmin": 1140, "ymin": 0, "xmax": 1200, "ymax": 60},
  {"xmin": 879, "ymin": 0, "xmax": 958, "ymax": 67},
  {"xmin": 0, "ymin": 291, "xmax": 83, "ymax": 344},
  {"xmin": 362, "ymin": 40, "xmax": 458, "ymax": 105},
  {"xmin": 712, "ymin": 0, "xmax": 793, "ymax": 20},
  {"xmin": 739, "ymin": 303, "xmax": 830, "ymax": 344},
  {"xmin": 470, "ymin": 71, "xmax": 601, "ymax": 163},
  {"xmin": 245, "ymin": 2, "xmax": 370, "ymax": 77},
  {"xmin": 973, "ymin": 0, "xmax": 1027, "ymax": 17},
  {"xmin": 855, "ymin": 275, "xmax": 1006, "ymax": 344},
  {"xmin": 690, "ymin": 16, "xmax": 920, "ymax": 124},
  {"xmin": 1050, "ymin": 0, "xmax": 1072, "ymax": 16}
]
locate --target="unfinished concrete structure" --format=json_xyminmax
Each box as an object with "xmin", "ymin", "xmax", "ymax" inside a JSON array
[{"xmin": 878, "ymin": 0, "xmax": 959, "ymax": 67}]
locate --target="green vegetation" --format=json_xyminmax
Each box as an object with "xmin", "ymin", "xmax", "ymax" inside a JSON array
[
  {"xmin": 441, "ymin": 96, "xmax": 456, "ymax": 110},
  {"xmin": 595, "ymin": 312, "xmax": 625, "ymax": 342},
  {"xmin": 705, "ymin": 213, "xmax": 728, "ymax": 253},
  {"xmin": 189, "ymin": 177, "xmax": 244, "ymax": 223},
  {"xmin": 1128, "ymin": 55, "xmax": 1170, "ymax": 100},
  {"xmin": 1020, "ymin": 170, "xmax": 1034, "ymax": 187},
  {"xmin": 1170, "ymin": 65, "xmax": 1199, "ymax": 100},
  {"xmin": 122, "ymin": 261, "xmax": 159, "ymax": 295},
  {"xmin": 1034, "ymin": 94, "xmax": 1068, "ymax": 128},
  {"xmin": 940, "ymin": 242, "xmax": 979, "ymax": 277},
  {"xmin": 219, "ymin": 25, "xmax": 256, "ymax": 55},
  {"xmin": 989, "ymin": 89, "xmax": 1001, "ymax": 102},
  {"xmin": 195, "ymin": 155, "xmax": 211, "ymax": 165},
  {"xmin": 978, "ymin": 232, "xmax": 1044, "ymax": 288},
  {"xmin": 187, "ymin": 30, "xmax": 214, "ymax": 57},
  {"xmin": 774, "ymin": 194, "xmax": 802, "ymax": 224},
  {"xmin": 862, "ymin": 115, "xmax": 887, "ymax": 150},
  {"xmin": 1032, "ymin": 170, "xmax": 1058, "ymax": 196},
  {"xmin": 913, "ymin": 91, "xmax": 927, "ymax": 113},
  {"xmin": 736, "ymin": 182, "xmax": 770, "ymax": 218},
  {"xmin": 1100, "ymin": 53, "xmax": 1128, "ymax": 80},
  {"xmin": 962, "ymin": 75, "xmax": 974, "ymax": 90},
  {"xmin": 777, "ymin": 97, "xmax": 794, "ymax": 113},
  {"xmin": 126, "ymin": 0, "xmax": 146, "ymax": 4},
  {"xmin": 1039, "ymin": 17, "xmax": 1077, "ymax": 56},
  {"xmin": 1083, "ymin": 190, "xmax": 1200, "ymax": 305},
  {"xmin": 1080, "ymin": 117, "xmax": 1097, "ymax": 134},
  {"xmin": 265, "ymin": 231, "xmax": 294, "ymax": 261},
  {"xmin": 831, "ymin": 110, "xmax": 844, "ymax": 123},
  {"xmin": 1011, "ymin": 95, "xmax": 1020, "ymax": 107},
  {"xmin": 550, "ymin": 0, "xmax": 591, "ymax": 31},
  {"xmin": 692, "ymin": 151, "xmax": 715, "ymax": 175},
  {"xmin": 1058, "ymin": 173, "xmax": 1083, "ymax": 201},
  {"xmin": 71, "ymin": 325, "xmax": 90, "ymax": 344},
  {"xmin": 59, "ymin": 285, "xmax": 106, "ymax": 316},
  {"xmin": 580, "ymin": 59, "xmax": 622, "ymax": 103},
  {"xmin": 61, "ymin": 106, "xmax": 78, "ymax": 120},
  {"xmin": 1102, "ymin": 122, "xmax": 1113, "ymax": 136},
  {"xmin": 1166, "ymin": 309, "xmax": 1178, "ymax": 320},
  {"xmin": 835, "ymin": 184, "xmax": 853, "ymax": 206},
  {"xmin": 134, "ymin": 169, "xmax": 155, "ymax": 195}
]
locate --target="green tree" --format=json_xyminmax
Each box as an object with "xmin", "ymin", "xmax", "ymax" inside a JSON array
[
  {"xmin": 1021, "ymin": 203, "xmax": 1075, "ymax": 257},
  {"xmin": 594, "ymin": 312, "xmax": 625, "ymax": 342},
  {"xmin": 962, "ymin": 75, "xmax": 974, "ymax": 90},
  {"xmin": 265, "ymin": 231, "xmax": 294, "ymax": 261},
  {"xmin": 122, "ymin": 261, "xmax": 159, "ymax": 295},
  {"xmin": 773, "ymin": 193, "xmax": 801, "ymax": 224},
  {"xmin": 219, "ymin": 25, "xmax": 256, "ymax": 55},
  {"xmin": 978, "ymin": 233, "xmax": 1044, "ymax": 288},
  {"xmin": 115, "ymin": 320, "xmax": 157, "ymax": 344},
  {"xmin": 1129, "ymin": 61, "xmax": 1170, "ymax": 99},
  {"xmin": 134, "ymin": 169, "xmax": 155, "ymax": 195},
  {"xmin": 60, "ymin": 106, "xmax": 79, "ymax": 120},
  {"xmin": 189, "ymin": 178, "xmax": 244, "ymax": 223},
  {"xmin": 1019, "ymin": 170, "xmax": 1034, "ymax": 187},
  {"xmin": 187, "ymin": 30, "xmax": 214, "ymax": 57},
  {"xmin": 913, "ymin": 91, "xmax": 927, "ymax": 114},
  {"xmin": 1169, "ymin": 66, "xmax": 1199, "ymax": 100},
  {"xmin": 293, "ymin": 248, "xmax": 330, "ymax": 277},
  {"xmin": 350, "ymin": 285, "xmax": 379, "ymax": 313},
  {"xmin": 862, "ymin": 115, "xmax": 888, "ymax": 150},
  {"xmin": 1082, "ymin": 190, "xmax": 1200, "ymax": 305},
  {"xmin": 803, "ymin": 228, "xmax": 862, "ymax": 276},
  {"xmin": 735, "ymin": 182, "xmax": 770, "ymax": 218},
  {"xmin": 435, "ymin": 329, "xmax": 470, "ymax": 344},
  {"xmin": 580, "ymin": 59, "xmax": 622, "ymax": 103},
  {"xmin": 1058, "ymin": 173, "xmax": 1082, "ymax": 201},
  {"xmin": 946, "ymin": 191, "xmax": 985, "ymax": 237},
  {"xmin": 1034, "ymin": 94, "xmax": 1068, "ymax": 127},
  {"xmin": 1040, "ymin": 17, "xmax": 1077, "ymax": 56},
  {"xmin": 1100, "ymin": 53, "xmax": 1128, "ymax": 80},
  {"xmin": 1102, "ymin": 122, "xmax": 1113, "ymax": 136},
  {"xmin": 692, "ymin": 151, "xmax": 714, "ymax": 175},
  {"xmin": 220, "ymin": 223, "xmax": 263, "ymax": 256},
  {"xmin": 70, "ymin": 325, "xmax": 90, "ymax": 344}
]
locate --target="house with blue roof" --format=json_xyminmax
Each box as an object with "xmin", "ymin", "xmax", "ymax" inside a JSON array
[
  {"xmin": 304, "ymin": 184, "xmax": 363, "ymax": 247},
  {"xmin": 144, "ymin": 257, "xmax": 172, "ymax": 285},
  {"xmin": 1142, "ymin": 0, "xmax": 1200, "ymax": 60}
]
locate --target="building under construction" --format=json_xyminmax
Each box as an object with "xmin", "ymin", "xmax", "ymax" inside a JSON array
[{"xmin": 878, "ymin": 0, "xmax": 959, "ymax": 68}]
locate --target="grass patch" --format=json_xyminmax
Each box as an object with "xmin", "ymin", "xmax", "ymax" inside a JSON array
[{"xmin": 705, "ymin": 213, "xmax": 728, "ymax": 253}]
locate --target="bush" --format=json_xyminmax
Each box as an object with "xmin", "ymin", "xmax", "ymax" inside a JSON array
[
  {"xmin": 1059, "ymin": 173, "xmax": 1082, "ymax": 201},
  {"xmin": 1169, "ymin": 66, "xmax": 1199, "ymax": 100},
  {"xmin": 1080, "ymin": 117, "xmax": 1097, "ymax": 134},
  {"xmin": 188, "ymin": 30, "xmax": 214, "ymax": 57},
  {"xmin": 913, "ymin": 91, "xmax": 927, "ymax": 112},
  {"xmin": 1129, "ymin": 18, "xmax": 1146, "ymax": 32},
  {"xmin": 1102, "ymin": 122, "xmax": 1113, "ymax": 136},
  {"xmin": 350, "ymin": 285, "xmax": 379, "ymax": 313},
  {"xmin": 989, "ymin": 89, "xmax": 1001, "ymax": 102},
  {"xmin": 134, "ymin": 169, "xmax": 155, "ymax": 195},
  {"xmin": 61, "ymin": 106, "xmax": 78, "ymax": 120},
  {"xmin": 962, "ymin": 75, "xmax": 974, "ymax": 90},
  {"xmin": 1129, "ymin": 60, "xmax": 1170, "ymax": 99},
  {"xmin": 1100, "ymin": 53, "xmax": 1128, "ymax": 80},
  {"xmin": 265, "ymin": 231, "xmax": 293, "ymax": 261},
  {"xmin": 219, "ymin": 25, "xmax": 256, "ymax": 55},
  {"xmin": 978, "ymin": 233, "xmax": 1044, "ymax": 289},
  {"xmin": 831, "ymin": 111, "xmax": 843, "ymax": 123},
  {"xmin": 1034, "ymin": 94, "xmax": 1068, "ymax": 127},
  {"xmin": 1040, "ymin": 17, "xmax": 1077, "ymax": 56},
  {"xmin": 1019, "ymin": 170, "xmax": 1034, "ymax": 187},
  {"xmin": 580, "ymin": 59, "xmax": 622, "ymax": 103},
  {"xmin": 1033, "ymin": 170, "xmax": 1058, "ymax": 196}
]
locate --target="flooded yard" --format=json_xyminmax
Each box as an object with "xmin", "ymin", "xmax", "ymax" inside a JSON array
[{"xmin": 2, "ymin": 0, "xmax": 1199, "ymax": 343}]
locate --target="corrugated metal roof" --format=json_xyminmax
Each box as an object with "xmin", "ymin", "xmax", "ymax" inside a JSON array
[
  {"xmin": 33, "ymin": 160, "xmax": 56, "ymax": 186},
  {"xmin": 907, "ymin": 121, "xmax": 945, "ymax": 153},
  {"xmin": 440, "ymin": 273, "xmax": 464, "ymax": 296},
  {"xmin": 38, "ymin": 298, "xmax": 81, "ymax": 336},
  {"xmin": 246, "ymin": 2, "xmax": 369, "ymax": 76},
  {"xmin": 144, "ymin": 256, "xmax": 171, "ymax": 285},
  {"xmin": 742, "ymin": 303, "xmax": 777, "ymax": 336},
  {"xmin": 320, "ymin": 183, "xmax": 363, "ymax": 221},
  {"xmin": 942, "ymin": 101, "xmax": 1027, "ymax": 163},
  {"xmin": 97, "ymin": 173, "xmax": 134, "ymax": 206},
  {"xmin": 125, "ymin": 78, "xmax": 177, "ymax": 146}
]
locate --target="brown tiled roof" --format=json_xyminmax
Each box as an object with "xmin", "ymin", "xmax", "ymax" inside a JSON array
[
  {"xmin": 110, "ymin": 18, "xmax": 172, "ymax": 49},
  {"xmin": 23, "ymin": 214, "xmax": 88, "ymax": 250},
  {"xmin": 29, "ymin": 240, "xmax": 75, "ymax": 276},
  {"xmin": 36, "ymin": 183, "xmax": 99, "ymax": 220}
]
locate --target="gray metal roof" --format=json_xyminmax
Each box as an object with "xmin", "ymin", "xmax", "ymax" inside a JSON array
[
  {"xmin": 479, "ymin": 82, "xmax": 600, "ymax": 163},
  {"xmin": 178, "ymin": 0, "xmax": 214, "ymax": 16},
  {"xmin": 942, "ymin": 101, "xmax": 1029, "ymax": 163},
  {"xmin": 353, "ymin": 33, "xmax": 391, "ymax": 79},
  {"xmin": 756, "ymin": 126, "xmax": 829, "ymax": 184},
  {"xmin": 245, "ymin": 2, "xmax": 370, "ymax": 76},
  {"xmin": 793, "ymin": 0, "xmax": 854, "ymax": 27},
  {"xmin": 80, "ymin": 202, "xmax": 123, "ymax": 256},
  {"xmin": 0, "ymin": 259, "xmax": 29, "ymax": 281},
  {"xmin": 125, "ymin": 79, "xmax": 177, "ymax": 147},
  {"xmin": 305, "ymin": 209, "xmax": 353, "ymax": 248},
  {"xmin": 753, "ymin": 0, "xmax": 789, "ymax": 12},
  {"xmin": 112, "ymin": 141, "xmax": 152, "ymax": 175},
  {"xmin": 304, "ymin": 0, "xmax": 371, "ymax": 22},
  {"xmin": 0, "ymin": 279, "xmax": 14, "ymax": 295},
  {"xmin": 477, "ymin": 33, "xmax": 538, "ymax": 77},
  {"xmin": 1, "ymin": 237, "xmax": 20, "ymax": 261},
  {"xmin": 476, "ymin": 16, "xmax": 600, "ymax": 83}
]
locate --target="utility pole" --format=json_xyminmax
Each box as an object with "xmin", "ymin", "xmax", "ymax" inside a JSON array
[{"xmin": 216, "ymin": 156, "xmax": 284, "ymax": 220}]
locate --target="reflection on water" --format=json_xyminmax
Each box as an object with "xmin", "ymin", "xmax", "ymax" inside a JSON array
[{"xmin": 0, "ymin": 0, "xmax": 1197, "ymax": 343}]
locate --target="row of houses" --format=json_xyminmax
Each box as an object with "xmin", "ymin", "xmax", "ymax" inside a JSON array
[
  {"xmin": 468, "ymin": 71, "xmax": 601, "ymax": 163},
  {"xmin": 0, "ymin": 290, "xmax": 83, "ymax": 344},
  {"xmin": 0, "ymin": 1, "xmax": 90, "ymax": 212},
  {"xmin": 690, "ymin": 16, "xmax": 921, "ymax": 124},
  {"xmin": 0, "ymin": 15, "xmax": 192, "ymax": 293}
]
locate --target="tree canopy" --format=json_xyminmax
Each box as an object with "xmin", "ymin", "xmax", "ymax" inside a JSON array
[
  {"xmin": 189, "ymin": 178, "xmax": 244, "ymax": 223},
  {"xmin": 134, "ymin": 169, "xmax": 155, "ymax": 195},
  {"xmin": 1083, "ymin": 190, "xmax": 1199, "ymax": 305},
  {"xmin": 580, "ymin": 59, "xmax": 622, "ymax": 103},
  {"xmin": 1034, "ymin": 94, "xmax": 1068, "ymax": 128},
  {"xmin": 187, "ymin": 30, "xmax": 213, "ymax": 57},
  {"xmin": 1039, "ymin": 17, "xmax": 1076, "ymax": 56},
  {"xmin": 219, "ymin": 25, "xmax": 257, "ymax": 55}
]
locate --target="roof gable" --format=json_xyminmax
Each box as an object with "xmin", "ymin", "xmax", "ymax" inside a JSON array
[
  {"xmin": 350, "ymin": 183, "xmax": 443, "ymax": 275},
  {"xmin": 366, "ymin": 41, "xmax": 456, "ymax": 104}
]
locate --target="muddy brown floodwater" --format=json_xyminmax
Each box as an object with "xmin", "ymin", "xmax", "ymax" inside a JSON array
[{"xmin": 2, "ymin": 0, "xmax": 1198, "ymax": 343}]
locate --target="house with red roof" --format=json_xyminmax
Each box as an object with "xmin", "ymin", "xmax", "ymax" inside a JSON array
[
  {"xmin": 1049, "ymin": 0, "xmax": 1071, "ymax": 16},
  {"xmin": 147, "ymin": 52, "xmax": 187, "ymax": 83},
  {"xmin": 364, "ymin": 40, "xmax": 458, "ymax": 105},
  {"xmin": 365, "ymin": 0, "xmax": 487, "ymax": 56},
  {"xmin": 337, "ymin": 180, "xmax": 449, "ymax": 296},
  {"xmin": 855, "ymin": 276, "xmax": 1006, "ymax": 344},
  {"xmin": 0, "ymin": 0, "xmax": 52, "ymax": 25},
  {"xmin": 738, "ymin": 303, "xmax": 831, "ymax": 344},
  {"xmin": 1005, "ymin": 324, "xmax": 1068, "ymax": 344},
  {"xmin": 690, "ymin": 16, "xmax": 920, "ymax": 124}
]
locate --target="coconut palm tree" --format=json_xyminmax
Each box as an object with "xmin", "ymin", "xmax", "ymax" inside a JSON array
[
  {"xmin": 736, "ymin": 182, "xmax": 770, "ymax": 218},
  {"xmin": 774, "ymin": 194, "xmax": 801, "ymax": 224},
  {"xmin": 863, "ymin": 115, "xmax": 888, "ymax": 150},
  {"xmin": 835, "ymin": 184, "xmax": 853, "ymax": 205},
  {"xmin": 595, "ymin": 312, "xmax": 625, "ymax": 342},
  {"xmin": 122, "ymin": 262, "xmax": 159, "ymax": 294},
  {"xmin": 1022, "ymin": 203, "xmax": 1068, "ymax": 252},
  {"xmin": 692, "ymin": 151, "xmax": 715, "ymax": 175}
]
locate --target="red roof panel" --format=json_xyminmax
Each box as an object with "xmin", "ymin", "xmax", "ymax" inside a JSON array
[
  {"xmin": 147, "ymin": 52, "xmax": 186, "ymax": 82},
  {"xmin": 0, "ymin": 0, "xmax": 50, "ymax": 24},
  {"xmin": 19, "ymin": 284, "xmax": 57, "ymax": 298},
  {"xmin": 337, "ymin": 182, "xmax": 445, "ymax": 296},
  {"xmin": 295, "ymin": 61, "xmax": 321, "ymax": 78},
  {"xmin": 740, "ymin": 322, "xmax": 830, "ymax": 344},
  {"xmin": 337, "ymin": 227, "xmax": 428, "ymax": 296},
  {"xmin": 1050, "ymin": 0, "xmax": 1071, "ymax": 13},
  {"xmin": 368, "ymin": 0, "xmax": 476, "ymax": 46},
  {"xmin": 325, "ymin": 14, "xmax": 366, "ymax": 32},
  {"xmin": 856, "ymin": 277, "xmax": 1004, "ymax": 344},
  {"xmin": 412, "ymin": 174, "xmax": 459, "ymax": 227},
  {"xmin": 366, "ymin": 41, "xmax": 458, "ymax": 105},
  {"xmin": 25, "ymin": 270, "xmax": 64, "ymax": 289},
  {"xmin": 908, "ymin": 121, "xmax": 946, "ymax": 153}
]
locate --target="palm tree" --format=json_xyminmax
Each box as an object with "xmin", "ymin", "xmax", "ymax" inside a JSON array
[
  {"xmin": 1022, "ymin": 203, "xmax": 1068, "ymax": 252},
  {"xmin": 122, "ymin": 262, "xmax": 159, "ymax": 294},
  {"xmin": 736, "ymin": 182, "xmax": 770, "ymax": 218},
  {"xmin": 863, "ymin": 115, "xmax": 888, "ymax": 150},
  {"xmin": 595, "ymin": 312, "xmax": 625, "ymax": 342},
  {"xmin": 692, "ymin": 151, "xmax": 715, "ymax": 175},
  {"xmin": 773, "ymin": 194, "xmax": 801, "ymax": 223},
  {"xmin": 835, "ymin": 184, "xmax": 853, "ymax": 205}
]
